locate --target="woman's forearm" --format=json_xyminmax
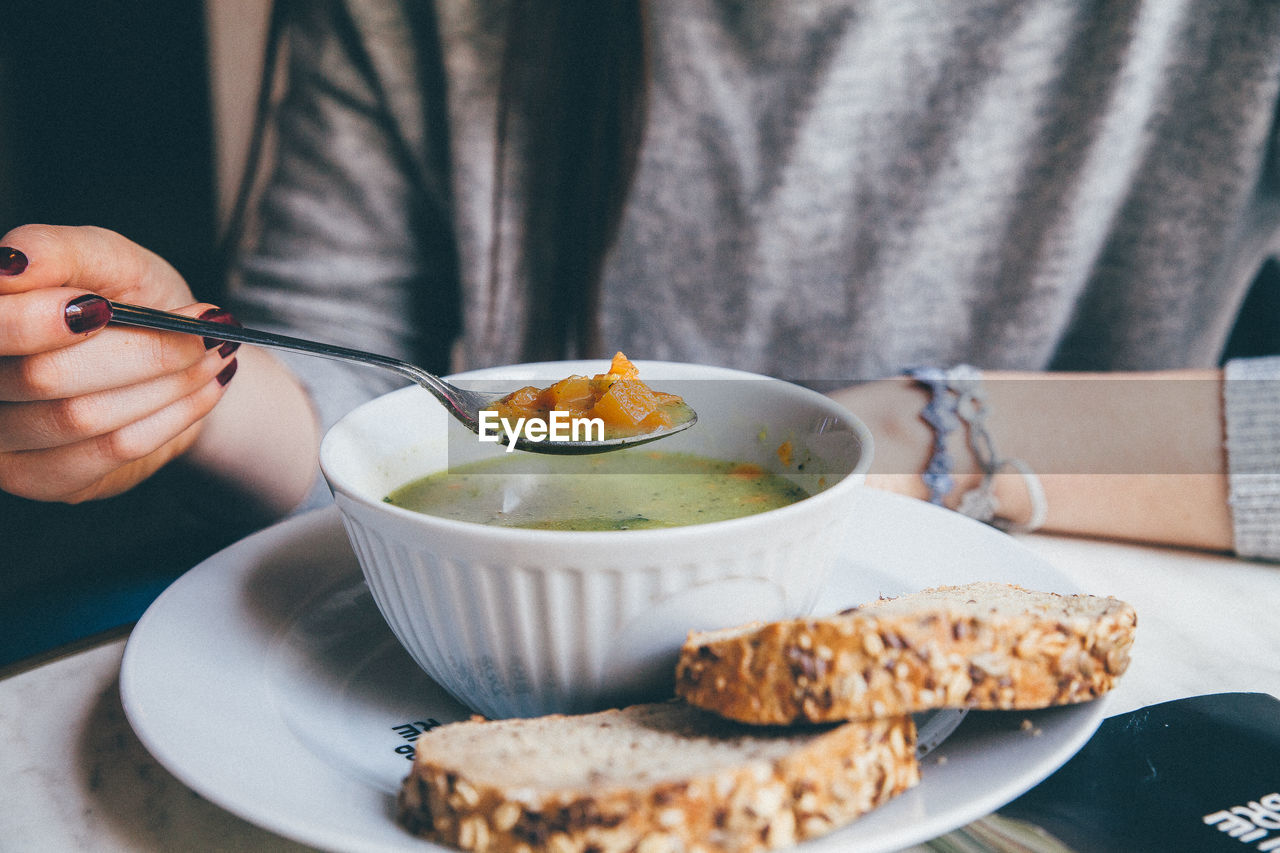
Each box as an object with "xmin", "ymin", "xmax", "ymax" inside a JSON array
[
  {"xmin": 988, "ymin": 370, "xmax": 1230, "ymax": 552},
  {"xmin": 829, "ymin": 370, "xmax": 1234, "ymax": 553},
  {"xmin": 183, "ymin": 360, "xmax": 1240, "ymax": 546},
  {"xmin": 183, "ymin": 346, "xmax": 321, "ymax": 519}
]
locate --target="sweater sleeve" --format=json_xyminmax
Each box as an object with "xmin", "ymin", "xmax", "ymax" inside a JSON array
[{"xmin": 1223, "ymin": 355, "xmax": 1280, "ymax": 561}]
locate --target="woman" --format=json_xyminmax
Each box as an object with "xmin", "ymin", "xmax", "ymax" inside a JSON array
[{"xmin": 2, "ymin": 0, "xmax": 1278, "ymax": 560}]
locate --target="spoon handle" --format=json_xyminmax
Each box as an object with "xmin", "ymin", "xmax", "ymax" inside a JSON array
[
  {"xmin": 105, "ymin": 301, "xmax": 696, "ymax": 452},
  {"xmin": 106, "ymin": 301, "xmax": 461, "ymax": 406}
]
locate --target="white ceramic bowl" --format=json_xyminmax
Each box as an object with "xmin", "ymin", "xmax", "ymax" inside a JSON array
[{"xmin": 320, "ymin": 360, "xmax": 872, "ymax": 718}]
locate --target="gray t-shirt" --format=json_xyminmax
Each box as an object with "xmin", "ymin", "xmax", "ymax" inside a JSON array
[{"xmin": 230, "ymin": 0, "xmax": 1280, "ymax": 558}]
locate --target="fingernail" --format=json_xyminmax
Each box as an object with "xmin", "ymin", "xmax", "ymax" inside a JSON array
[
  {"xmin": 198, "ymin": 306, "xmax": 242, "ymax": 355},
  {"xmin": 216, "ymin": 358, "xmax": 238, "ymax": 387},
  {"xmin": 1, "ymin": 247, "xmax": 29, "ymax": 276},
  {"xmin": 65, "ymin": 294, "xmax": 112, "ymax": 334}
]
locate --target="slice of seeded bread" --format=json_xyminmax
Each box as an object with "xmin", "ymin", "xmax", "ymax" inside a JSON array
[
  {"xmin": 675, "ymin": 582, "xmax": 1136, "ymax": 725},
  {"xmin": 398, "ymin": 701, "xmax": 919, "ymax": 853}
]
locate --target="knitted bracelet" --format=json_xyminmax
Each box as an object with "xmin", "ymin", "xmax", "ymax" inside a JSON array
[{"xmin": 907, "ymin": 366, "xmax": 1047, "ymax": 533}]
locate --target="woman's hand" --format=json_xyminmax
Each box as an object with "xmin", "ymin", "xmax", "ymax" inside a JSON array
[{"xmin": 0, "ymin": 225, "xmax": 239, "ymax": 503}]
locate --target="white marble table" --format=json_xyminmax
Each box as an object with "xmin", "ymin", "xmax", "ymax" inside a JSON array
[{"xmin": 1, "ymin": 527, "xmax": 1277, "ymax": 852}]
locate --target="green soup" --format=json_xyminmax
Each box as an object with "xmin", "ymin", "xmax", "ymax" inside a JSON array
[{"xmin": 384, "ymin": 450, "xmax": 809, "ymax": 531}]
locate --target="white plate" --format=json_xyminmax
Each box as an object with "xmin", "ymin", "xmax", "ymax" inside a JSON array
[{"xmin": 120, "ymin": 491, "xmax": 1106, "ymax": 853}]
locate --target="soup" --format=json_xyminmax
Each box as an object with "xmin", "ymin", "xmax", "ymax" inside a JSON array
[{"xmin": 384, "ymin": 450, "xmax": 809, "ymax": 530}]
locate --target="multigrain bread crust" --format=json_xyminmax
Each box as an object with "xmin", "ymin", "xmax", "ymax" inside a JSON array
[
  {"xmin": 675, "ymin": 582, "xmax": 1137, "ymax": 725},
  {"xmin": 398, "ymin": 701, "xmax": 919, "ymax": 853}
]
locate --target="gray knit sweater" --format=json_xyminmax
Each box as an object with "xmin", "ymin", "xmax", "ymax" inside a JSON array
[{"xmin": 229, "ymin": 0, "xmax": 1280, "ymax": 559}]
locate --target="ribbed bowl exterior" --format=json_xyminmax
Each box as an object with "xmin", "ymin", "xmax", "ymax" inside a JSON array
[{"xmin": 333, "ymin": 489, "xmax": 851, "ymax": 718}]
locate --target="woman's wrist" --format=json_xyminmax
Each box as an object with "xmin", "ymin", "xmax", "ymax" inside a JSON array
[
  {"xmin": 828, "ymin": 369, "xmax": 1236, "ymax": 551},
  {"xmin": 904, "ymin": 366, "xmax": 1046, "ymax": 532},
  {"xmin": 184, "ymin": 346, "xmax": 321, "ymax": 519},
  {"xmin": 952, "ymin": 369, "xmax": 1231, "ymax": 550},
  {"xmin": 830, "ymin": 374, "xmax": 1042, "ymax": 531}
]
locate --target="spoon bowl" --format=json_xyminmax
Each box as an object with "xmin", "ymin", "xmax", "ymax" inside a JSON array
[{"xmin": 106, "ymin": 301, "xmax": 696, "ymax": 453}]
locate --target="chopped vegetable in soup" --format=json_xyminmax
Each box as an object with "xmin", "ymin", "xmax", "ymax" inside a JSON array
[
  {"xmin": 384, "ymin": 450, "xmax": 809, "ymax": 530},
  {"xmin": 485, "ymin": 352, "xmax": 692, "ymax": 439}
]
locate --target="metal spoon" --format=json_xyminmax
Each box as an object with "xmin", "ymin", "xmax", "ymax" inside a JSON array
[{"xmin": 106, "ymin": 301, "xmax": 696, "ymax": 454}]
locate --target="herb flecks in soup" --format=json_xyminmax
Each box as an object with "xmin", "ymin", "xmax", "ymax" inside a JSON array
[
  {"xmin": 384, "ymin": 451, "xmax": 809, "ymax": 531},
  {"xmin": 484, "ymin": 352, "xmax": 693, "ymax": 441}
]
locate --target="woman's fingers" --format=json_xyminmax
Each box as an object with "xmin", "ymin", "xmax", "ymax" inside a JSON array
[
  {"xmin": 0, "ymin": 367, "xmax": 233, "ymax": 502},
  {"xmin": 0, "ymin": 225, "xmax": 246, "ymax": 504},
  {"xmin": 0, "ymin": 297, "xmax": 235, "ymax": 401},
  {"xmin": 0, "ymin": 322, "xmax": 211, "ymax": 401},
  {"xmin": 0, "ymin": 224, "xmax": 190, "ymax": 305},
  {"xmin": 0, "ymin": 289, "xmax": 110, "ymax": 357},
  {"xmin": 0, "ymin": 303, "xmax": 240, "ymax": 501},
  {"xmin": 0, "ymin": 348, "xmax": 234, "ymax": 452}
]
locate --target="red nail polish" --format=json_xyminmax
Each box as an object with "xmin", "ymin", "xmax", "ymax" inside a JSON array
[
  {"xmin": 1, "ymin": 247, "xmax": 28, "ymax": 276},
  {"xmin": 216, "ymin": 358, "xmax": 238, "ymax": 387},
  {"xmin": 198, "ymin": 306, "xmax": 242, "ymax": 352},
  {"xmin": 65, "ymin": 294, "xmax": 112, "ymax": 334}
]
